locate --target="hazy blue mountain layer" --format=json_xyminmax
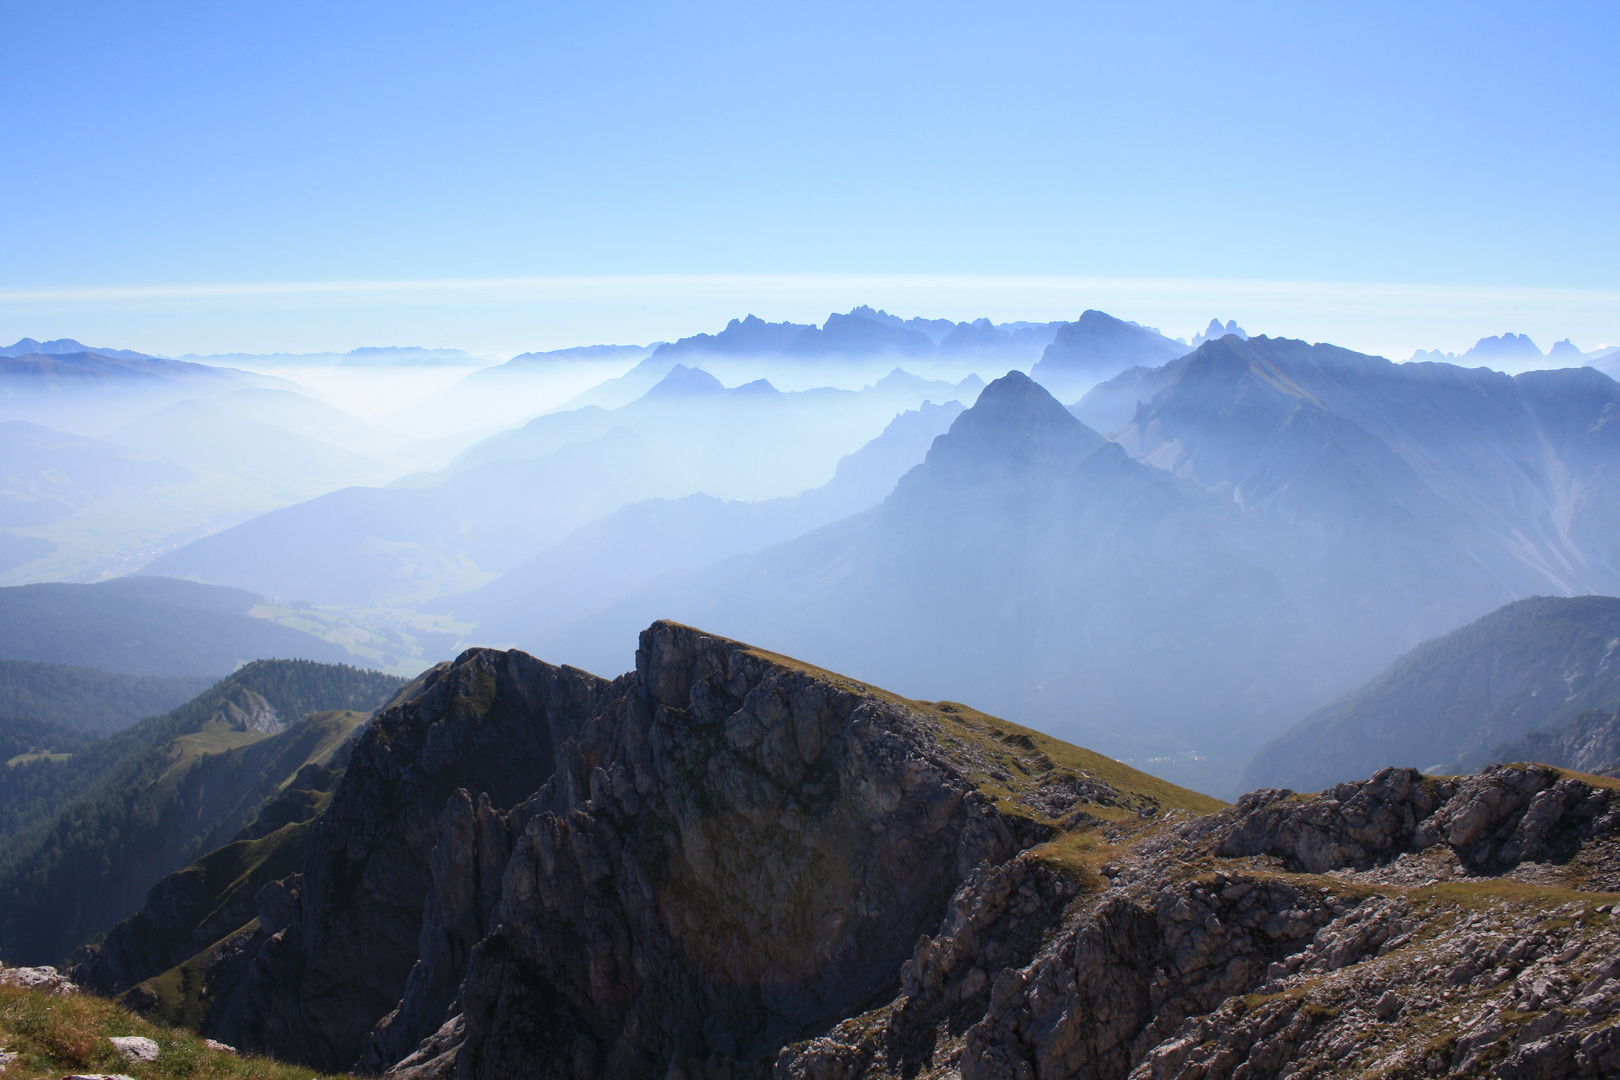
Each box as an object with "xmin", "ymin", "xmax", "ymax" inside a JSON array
[
  {"xmin": 1, "ymin": 337, "xmax": 155, "ymax": 360},
  {"xmin": 1244, "ymin": 596, "xmax": 1620, "ymax": 791},
  {"xmin": 1028, "ymin": 309, "xmax": 1190, "ymax": 398},
  {"xmin": 515, "ymin": 371, "xmax": 1315, "ymax": 793},
  {"xmin": 1112, "ymin": 337, "xmax": 1620, "ymax": 613},
  {"xmin": 0, "ymin": 349, "xmax": 281, "ymax": 431},
  {"xmin": 512, "ymin": 345, "xmax": 1620, "ymax": 795},
  {"xmin": 0, "ymin": 577, "xmax": 361, "ymax": 675},
  {"xmin": 147, "ymin": 366, "xmax": 978, "ymax": 605},
  {"xmin": 441, "ymin": 400, "xmax": 966, "ymax": 641},
  {"xmin": 110, "ymin": 397, "xmax": 389, "ymax": 494},
  {"xmin": 0, "ymin": 420, "xmax": 191, "ymax": 528}
]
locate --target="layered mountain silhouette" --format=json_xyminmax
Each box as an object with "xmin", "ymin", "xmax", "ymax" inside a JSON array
[
  {"xmin": 147, "ymin": 367, "xmax": 978, "ymax": 605},
  {"xmin": 511, "ymin": 342, "xmax": 1620, "ymax": 793},
  {"xmin": 440, "ymin": 400, "xmax": 965, "ymax": 642},
  {"xmin": 0, "ymin": 348, "xmax": 280, "ymax": 431},
  {"xmin": 1, "ymin": 337, "xmax": 156, "ymax": 361},
  {"xmin": 1028, "ymin": 309, "xmax": 1190, "ymax": 398},
  {"xmin": 1110, "ymin": 337, "xmax": 1620, "ymax": 608},
  {"xmin": 519, "ymin": 370, "xmax": 1309, "ymax": 788}
]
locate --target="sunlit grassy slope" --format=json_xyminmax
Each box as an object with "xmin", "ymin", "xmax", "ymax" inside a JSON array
[{"xmin": 0, "ymin": 980, "xmax": 353, "ymax": 1079}]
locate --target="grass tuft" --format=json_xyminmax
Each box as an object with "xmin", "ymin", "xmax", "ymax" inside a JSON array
[{"xmin": 0, "ymin": 980, "xmax": 353, "ymax": 1079}]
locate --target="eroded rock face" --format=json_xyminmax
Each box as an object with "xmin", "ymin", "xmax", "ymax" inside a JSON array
[
  {"xmin": 771, "ymin": 764, "xmax": 1620, "ymax": 1080},
  {"xmin": 1219, "ymin": 764, "xmax": 1620, "ymax": 874},
  {"xmin": 149, "ymin": 626, "xmax": 1620, "ymax": 1080},
  {"xmin": 207, "ymin": 648, "xmax": 606, "ymax": 1071},
  {"xmin": 212, "ymin": 687, "xmax": 284, "ymax": 734},
  {"xmin": 401, "ymin": 622, "xmax": 1045, "ymax": 1080},
  {"xmin": 361, "ymin": 790, "xmax": 514, "ymax": 1073}
]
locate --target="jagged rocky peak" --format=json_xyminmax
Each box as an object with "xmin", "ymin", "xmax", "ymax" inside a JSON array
[
  {"xmin": 381, "ymin": 622, "xmax": 1194, "ymax": 1078},
  {"xmin": 1190, "ymin": 317, "xmax": 1250, "ymax": 347},
  {"xmin": 209, "ymin": 687, "xmax": 284, "ymax": 734},
  {"xmin": 169, "ymin": 620, "xmax": 1213, "ymax": 1077},
  {"xmin": 126, "ymin": 621, "xmax": 1620, "ymax": 1079}
]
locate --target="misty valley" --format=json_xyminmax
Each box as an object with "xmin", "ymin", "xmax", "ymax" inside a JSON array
[{"xmin": 5, "ymin": 308, "xmax": 1620, "ymax": 1078}]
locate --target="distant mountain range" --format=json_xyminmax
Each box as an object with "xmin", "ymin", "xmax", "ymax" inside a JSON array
[
  {"xmin": 508, "ymin": 338, "xmax": 1620, "ymax": 794},
  {"xmin": 0, "ymin": 345, "xmax": 287, "ymax": 432},
  {"xmin": 143, "ymin": 366, "xmax": 981, "ymax": 606},
  {"xmin": 0, "ymin": 337, "xmax": 155, "ymax": 361},
  {"xmin": 1028, "ymin": 309, "xmax": 1190, "ymax": 397},
  {"xmin": 1409, "ymin": 331, "xmax": 1618, "ymax": 367}
]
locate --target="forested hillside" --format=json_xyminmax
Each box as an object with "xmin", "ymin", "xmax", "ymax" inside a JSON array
[
  {"xmin": 0, "ymin": 662, "xmax": 221, "ymax": 857},
  {"xmin": 0, "ymin": 660, "xmax": 218, "ymax": 736},
  {"xmin": 0, "ymin": 658, "xmax": 403, "ymax": 965}
]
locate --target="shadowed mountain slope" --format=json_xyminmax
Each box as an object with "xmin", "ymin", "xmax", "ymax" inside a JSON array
[
  {"xmin": 0, "ymin": 659, "xmax": 217, "ymax": 738},
  {"xmin": 1488, "ymin": 706, "xmax": 1620, "ymax": 776},
  {"xmin": 1244, "ymin": 596, "xmax": 1620, "ymax": 791}
]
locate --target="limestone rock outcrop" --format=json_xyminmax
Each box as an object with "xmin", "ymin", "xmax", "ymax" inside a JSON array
[
  {"xmin": 385, "ymin": 622, "xmax": 1054, "ymax": 1078},
  {"xmin": 113, "ymin": 624, "xmax": 1620, "ymax": 1080},
  {"xmin": 206, "ymin": 648, "xmax": 605, "ymax": 1070}
]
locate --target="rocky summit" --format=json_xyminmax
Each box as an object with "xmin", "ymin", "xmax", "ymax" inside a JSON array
[{"xmin": 114, "ymin": 622, "xmax": 1620, "ymax": 1079}]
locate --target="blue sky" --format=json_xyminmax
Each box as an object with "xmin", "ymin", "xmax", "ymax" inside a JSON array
[{"xmin": 2, "ymin": 0, "xmax": 1616, "ymax": 356}]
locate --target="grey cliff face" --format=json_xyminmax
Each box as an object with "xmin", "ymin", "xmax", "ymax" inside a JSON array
[
  {"xmin": 207, "ymin": 648, "xmax": 606, "ymax": 1070},
  {"xmin": 772, "ymin": 763, "xmax": 1620, "ymax": 1080},
  {"xmin": 133, "ymin": 623, "xmax": 1620, "ymax": 1080},
  {"xmin": 388, "ymin": 622, "xmax": 1046, "ymax": 1079},
  {"xmin": 1220, "ymin": 764, "xmax": 1620, "ymax": 875}
]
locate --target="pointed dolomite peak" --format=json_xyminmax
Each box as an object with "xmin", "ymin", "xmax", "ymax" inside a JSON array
[{"xmin": 902, "ymin": 370, "xmax": 1109, "ymax": 488}]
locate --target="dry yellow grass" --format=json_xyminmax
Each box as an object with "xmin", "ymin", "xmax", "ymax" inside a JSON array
[{"xmin": 0, "ymin": 981, "xmax": 353, "ymax": 1079}]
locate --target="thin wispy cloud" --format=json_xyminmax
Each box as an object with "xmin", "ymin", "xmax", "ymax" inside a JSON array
[{"xmin": 5, "ymin": 273, "xmax": 1617, "ymax": 307}]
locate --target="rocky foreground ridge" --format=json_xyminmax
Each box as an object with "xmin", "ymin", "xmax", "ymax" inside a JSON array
[{"xmin": 102, "ymin": 622, "xmax": 1620, "ymax": 1078}]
